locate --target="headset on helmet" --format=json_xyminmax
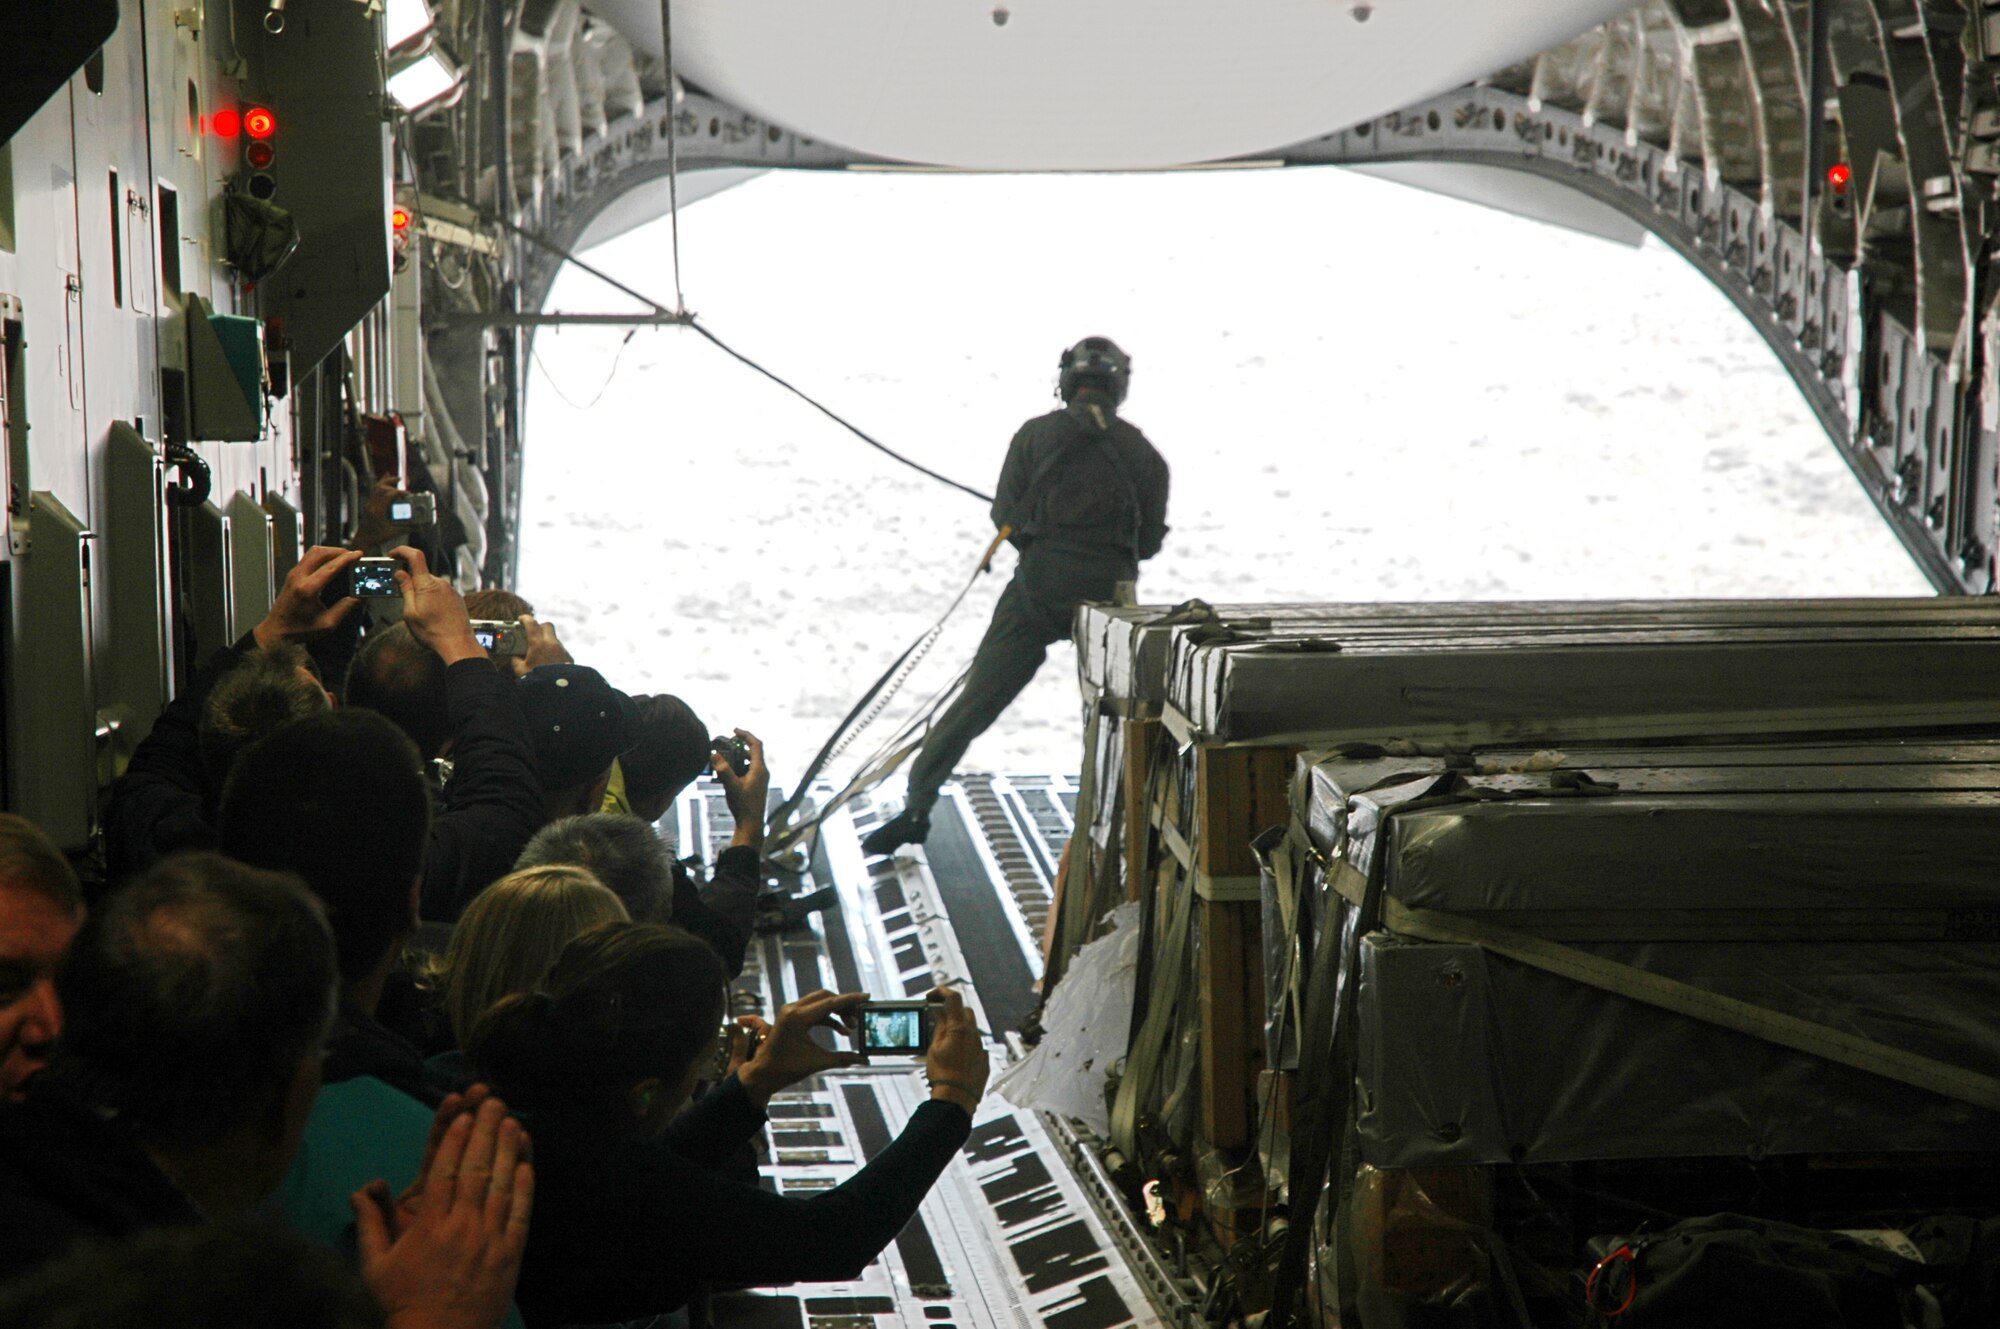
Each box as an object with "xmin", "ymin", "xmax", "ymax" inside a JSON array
[{"xmin": 1057, "ymin": 336, "xmax": 1131, "ymax": 406}]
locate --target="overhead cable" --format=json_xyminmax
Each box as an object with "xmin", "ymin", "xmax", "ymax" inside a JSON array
[
  {"xmin": 503, "ymin": 220, "xmax": 994, "ymax": 503},
  {"xmin": 683, "ymin": 321, "xmax": 995, "ymax": 504}
]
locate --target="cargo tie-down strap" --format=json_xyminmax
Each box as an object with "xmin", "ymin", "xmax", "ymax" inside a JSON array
[
  {"xmin": 1319, "ymin": 855, "xmax": 2000, "ymax": 1114},
  {"xmin": 1109, "ymin": 848, "xmax": 1196, "ymax": 1162}
]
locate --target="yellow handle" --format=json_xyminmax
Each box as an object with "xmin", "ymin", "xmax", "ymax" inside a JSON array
[{"xmin": 979, "ymin": 525, "xmax": 1013, "ymax": 574}]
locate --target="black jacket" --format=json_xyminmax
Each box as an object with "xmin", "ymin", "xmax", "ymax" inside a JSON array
[
  {"xmin": 322, "ymin": 1006, "xmax": 448, "ymax": 1109},
  {"xmin": 671, "ymin": 845, "xmax": 762, "ymax": 979},
  {"xmin": 512, "ymin": 1075, "xmax": 970, "ymax": 1329},
  {"xmin": 421, "ymin": 659, "xmax": 547, "ymax": 922},
  {"xmin": 106, "ymin": 641, "xmax": 543, "ymax": 928},
  {"xmin": 0, "ymin": 1083, "xmax": 203, "ymax": 1284},
  {"xmin": 991, "ymin": 402, "xmax": 1169, "ymax": 564},
  {"xmin": 103, "ymin": 633, "xmax": 262, "ymax": 884}
]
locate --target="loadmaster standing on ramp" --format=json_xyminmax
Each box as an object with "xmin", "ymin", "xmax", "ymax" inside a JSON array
[{"xmin": 862, "ymin": 337, "xmax": 1170, "ymax": 856}]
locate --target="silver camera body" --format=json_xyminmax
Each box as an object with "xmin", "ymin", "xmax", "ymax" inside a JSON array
[
  {"xmin": 470, "ymin": 619, "xmax": 528, "ymax": 657},
  {"xmin": 390, "ymin": 492, "xmax": 438, "ymax": 526}
]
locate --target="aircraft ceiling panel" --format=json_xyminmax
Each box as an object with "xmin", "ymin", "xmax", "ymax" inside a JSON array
[
  {"xmin": 1344, "ymin": 161, "xmax": 1648, "ymax": 248},
  {"xmin": 585, "ymin": 0, "xmax": 1640, "ymax": 170},
  {"xmin": 575, "ymin": 167, "xmax": 768, "ymax": 253}
]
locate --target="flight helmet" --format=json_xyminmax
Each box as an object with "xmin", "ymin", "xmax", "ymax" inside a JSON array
[{"xmin": 1058, "ymin": 336, "xmax": 1131, "ymax": 406}]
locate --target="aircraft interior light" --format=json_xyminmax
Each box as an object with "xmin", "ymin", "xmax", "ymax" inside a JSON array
[
  {"xmin": 384, "ymin": 0, "xmax": 436, "ymax": 51},
  {"xmin": 386, "ymin": 49, "xmax": 463, "ymax": 114}
]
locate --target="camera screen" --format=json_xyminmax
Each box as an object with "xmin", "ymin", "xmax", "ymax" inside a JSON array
[
  {"xmin": 473, "ymin": 627, "xmax": 497, "ymax": 650},
  {"xmin": 390, "ymin": 500, "xmax": 413, "ymax": 521},
  {"xmin": 351, "ymin": 563, "xmax": 398, "ymax": 597},
  {"xmin": 863, "ymin": 1008, "xmax": 923, "ymax": 1051}
]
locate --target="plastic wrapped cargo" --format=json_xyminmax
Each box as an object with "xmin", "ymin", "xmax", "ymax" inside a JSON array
[
  {"xmin": 1050, "ymin": 600, "xmax": 2000, "ymax": 1326},
  {"xmin": 1164, "ymin": 598, "xmax": 2000, "ymax": 745},
  {"xmin": 1273, "ymin": 740, "xmax": 2000, "ymax": 1325}
]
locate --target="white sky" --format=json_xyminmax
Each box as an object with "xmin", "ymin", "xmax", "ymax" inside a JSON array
[{"xmin": 518, "ymin": 167, "xmax": 1931, "ymax": 790}]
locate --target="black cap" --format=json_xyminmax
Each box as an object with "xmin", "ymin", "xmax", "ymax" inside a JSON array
[{"xmin": 518, "ymin": 664, "xmax": 641, "ymax": 791}]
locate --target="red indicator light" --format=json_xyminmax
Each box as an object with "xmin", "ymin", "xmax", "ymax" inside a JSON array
[
  {"xmin": 391, "ymin": 207, "xmax": 411, "ymax": 232},
  {"xmin": 1828, "ymin": 163, "xmax": 1852, "ymax": 193},
  {"xmin": 244, "ymin": 107, "xmax": 277, "ymax": 140},
  {"xmin": 244, "ymin": 140, "xmax": 275, "ymax": 170},
  {"xmin": 211, "ymin": 107, "xmax": 242, "ymax": 138}
]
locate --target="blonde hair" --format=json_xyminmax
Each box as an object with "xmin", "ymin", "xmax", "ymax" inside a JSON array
[{"xmin": 439, "ymin": 866, "xmax": 630, "ymax": 1047}]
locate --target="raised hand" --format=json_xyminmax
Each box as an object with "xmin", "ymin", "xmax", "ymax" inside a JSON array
[
  {"xmin": 923, "ymin": 987, "xmax": 988, "ymax": 1114},
  {"xmin": 252, "ymin": 545, "xmax": 364, "ymax": 651},
  {"xmin": 736, "ymin": 988, "xmax": 867, "ymax": 1104},
  {"xmin": 517, "ymin": 613, "xmax": 573, "ymax": 673},
  {"xmin": 715, "ymin": 728, "xmax": 770, "ymax": 852},
  {"xmin": 392, "ymin": 545, "xmax": 483, "ymax": 666},
  {"xmin": 351, "ymin": 473, "xmax": 412, "ymax": 551},
  {"xmin": 354, "ymin": 1095, "xmax": 533, "ymax": 1329},
  {"xmin": 393, "ymin": 1085, "xmax": 494, "ymax": 1229}
]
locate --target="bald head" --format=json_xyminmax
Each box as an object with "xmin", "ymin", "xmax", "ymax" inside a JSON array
[{"xmin": 344, "ymin": 623, "xmax": 450, "ymax": 759}]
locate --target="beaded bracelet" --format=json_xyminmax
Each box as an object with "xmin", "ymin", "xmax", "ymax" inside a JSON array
[{"xmin": 926, "ymin": 1077, "xmax": 981, "ymax": 1099}]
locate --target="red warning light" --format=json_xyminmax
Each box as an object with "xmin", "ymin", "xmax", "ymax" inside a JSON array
[
  {"xmin": 211, "ymin": 107, "xmax": 242, "ymax": 138},
  {"xmin": 244, "ymin": 107, "xmax": 277, "ymax": 140},
  {"xmin": 391, "ymin": 207, "xmax": 412, "ymax": 232},
  {"xmin": 1828, "ymin": 162, "xmax": 1853, "ymax": 193},
  {"xmin": 244, "ymin": 140, "xmax": 276, "ymax": 170}
]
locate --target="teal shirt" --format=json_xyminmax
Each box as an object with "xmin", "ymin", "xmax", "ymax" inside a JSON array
[{"xmin": 278, "ymin": 1076, "xmax": 433, "ymax": 1243}]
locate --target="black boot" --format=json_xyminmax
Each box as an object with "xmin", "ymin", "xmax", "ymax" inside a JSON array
[
  {"xmin": 859, "ymin": 809, "xmax": 931, "ymax": 857},
  {"xmin": 754, "ymin": 885, "xmax": 838, "ymax": 933}
]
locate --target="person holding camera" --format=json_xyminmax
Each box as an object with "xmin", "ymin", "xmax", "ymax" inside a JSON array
[
  {"xmin": 863, "ymin": 337, "xmax": 1169, "ymax": 856},
  {"xmin": 531, "ymin": 699, "xmax": 770, "ymax": 978},
  {"xmin": 344, "ymin": 548, "xmax": 548, "ymax": 921},
  {"xmin": 105, "ymin": 545, "xmax": 357, "ymax": 882},
  {"xmin": 466, "ymin": 921, "xmax": 988, "ymax": 1329},
  {"xmin": 463, "ymin": 589, "xmax": 573, "ymax": 681}
]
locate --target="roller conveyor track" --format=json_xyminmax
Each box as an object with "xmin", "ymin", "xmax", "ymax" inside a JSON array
[{"xmin": 663, "ymin": 776, "xmax": 1164, "ymax": 1329}]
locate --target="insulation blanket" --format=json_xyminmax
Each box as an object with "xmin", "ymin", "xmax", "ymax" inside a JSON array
[
  {"xmin": 1354, "ymin": 932, "xmax": 2000, "ymax": 1166},
  {"xmin": 1295, "ymin": 748, "xmax": 2000, "ymax": 1169}
]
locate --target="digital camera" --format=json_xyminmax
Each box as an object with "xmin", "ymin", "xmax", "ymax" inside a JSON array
[
  {"xmin": 470, "ymin": 619, "xmax": 527, "ymax": 657},
  {"xmin": 389, "ymin": 493, "xmax": 437, "ymax": 525},
  {"xmin": 857, "ymin": 998, "xmax": 935, "ymax": 1056},
  {"xmin": 711, "ymin": 734, "xmax": 751, "ymax": 777}
]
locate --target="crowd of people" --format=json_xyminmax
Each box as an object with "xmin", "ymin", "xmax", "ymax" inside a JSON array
[{"xmin": 0, "ymin": 523, "xmax": 991, "ymax": 1329}]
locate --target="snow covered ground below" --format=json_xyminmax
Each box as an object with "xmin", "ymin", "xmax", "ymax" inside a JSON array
[{"xmin": 517, "ymin": 167, "xmax": 1931, "ymax": 792}]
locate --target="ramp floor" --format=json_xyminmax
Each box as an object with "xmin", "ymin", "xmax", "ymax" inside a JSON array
[{"xmin": 667, "ymin": 775, "xmax": 1162, "ymax": 1329}]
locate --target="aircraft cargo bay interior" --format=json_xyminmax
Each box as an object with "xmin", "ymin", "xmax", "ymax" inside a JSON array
[{"xmin": 1, "ymin": 3, "xmax": 1998, "ymax": 1329}]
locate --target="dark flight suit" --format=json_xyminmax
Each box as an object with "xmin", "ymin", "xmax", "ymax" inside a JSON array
[{"xmin": 900, "ymin": 396, "xmax": 1169, "ymax": 820}]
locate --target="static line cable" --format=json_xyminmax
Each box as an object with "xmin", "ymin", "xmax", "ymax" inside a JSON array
[
  {"xmin": 502, "ymin": 220, "xmax": 679, "ymax": 317},
  {"xmin": 658, "ymin": 0, "xmax": 686, "ymax": 316},
  {"xmin": 685, "ymin": 321, "xmax": 995, "ymax": 504},
  {"xmin": 503, "ymin": 220, "xmax": 994, "ymax": 503}
]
